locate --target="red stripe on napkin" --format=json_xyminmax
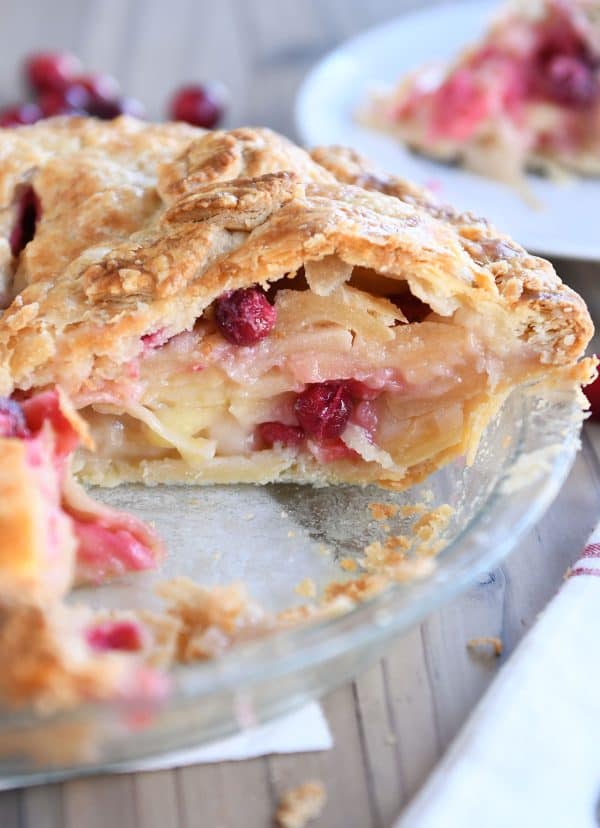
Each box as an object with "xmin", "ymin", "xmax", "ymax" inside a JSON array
[
  {"xmin": 582, "ymin": 543, "xmax": 600, "ymax": 558},
  {"xmin": 569, "ymin": 566, "xmax": 600, "ymax": 578}
]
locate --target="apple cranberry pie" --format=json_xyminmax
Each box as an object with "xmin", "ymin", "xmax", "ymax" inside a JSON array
[
  {"xmin": 0, "ymin": 117, "xmax": 594, "ymax": 493},
  {"xmin": 363, "ymin": 0, "xmax": 600, "ymax": 185}
]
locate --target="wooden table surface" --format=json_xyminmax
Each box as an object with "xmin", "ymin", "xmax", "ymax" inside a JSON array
[{"xmin": 0, "ymin": 1, "xmax": 598, "ymax": 826}]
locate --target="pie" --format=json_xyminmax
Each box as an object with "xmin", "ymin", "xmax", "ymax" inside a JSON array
[
  {"xmin": 0, "ymin": 389, "xmax": 165, "ymax": 710},
  {"xmin": 361, "ymin": 0, "xmax": 600, "ymax": 186},
  {"xmin": 0, "ymin": 116, "xmax": 594, "ymax": 496}
]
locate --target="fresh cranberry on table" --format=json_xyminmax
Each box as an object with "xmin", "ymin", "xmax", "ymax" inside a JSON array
[
  {"xmin": 294, "ymin": 382, "xmax": 354, "ymax": 441},
  {"xmin": 544, "ymin": 54, "xmax": 599, "ymax": 107},
  {"xmin": 38, "ymin": 83, "xmax": 91, "ymax": 116},
  {"xmin": 0, "ymin": 102, "xmax": 42, "ymax": 127},
  {"xmin": 257, "ymin": 421, "xmax": 305, "ymax": 448},
  {"xmin": 24, "ymin": 51, "xmax": 82, "ymax": 93},
  {"xmin": 87, "ymin": 96, "xmax": 146, "ymax": 120},
  {"xmin": 75, "ymin": 72, "xmax": 120, "ymax": 104},
  {"xmin": 170, "ymin": 83, "xmax": 225, "ymax": 128},
  {"xmin": 215, "ymin": 286, "xmax": 276, "ymax": 346},
  {"xmin": 0, "ymin": 397, "xmax": 30, "ymax": 439},
  {"xmin": 584, "ymin": 364, "xmax": 600, "ymax": 419}
]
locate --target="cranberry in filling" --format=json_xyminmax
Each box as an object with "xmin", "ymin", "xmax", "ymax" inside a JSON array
[
  {"xmin": 543, "ymin": 55, "xmax": 599, "ymax": 108},
  {"xmin": 294, "ymin": 381, "xmax": 354, "ymax": 441},
  {"xmin": 215, "ymin": 286, "xmax": 276, "ymax": 346},
  {"xmin": 258, "ymin": 422, "xmax": 304, "ymax": 449},
  {"xmin": 391, "ymin": 292, "xmax": 431, "ymax": 323},
  {"xmin": 86, "ymin": 620, "xmax": 145, "ymax": 652},
  {"xmin": 0, "ymin": 397, "xmax": 30, "ymax": 438},
  {"xmin": 9, "ymin": 186, "xmax": 41, "ymax": 257}
]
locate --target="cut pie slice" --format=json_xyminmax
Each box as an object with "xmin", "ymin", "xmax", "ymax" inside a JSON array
[
  {"xmin": 0, "ymin": 389, "xmax": 165, "ymax": 710},
  {"xmin": 0, "ymin": 118, "xmax": 594, "ymax": 491},
  {"xmin": 361, "ymin": 0, "xmax": 600, "ymax": 186},
  {"xmin": 0, "ymin": 389, "xmax": 163, "ymax": 592}
]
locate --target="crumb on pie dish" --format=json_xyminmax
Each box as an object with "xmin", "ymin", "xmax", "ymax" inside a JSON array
[
  {"xmin": 360, "ymin": 0, "xmax": 600, "ymax": 189},
  {"xmin": 0, "ymin": 116, "xmax": 595, "ymax": 722},
  {"xmin": 0, "ymin": 116, "xmax": 594, "ymax": 494}
]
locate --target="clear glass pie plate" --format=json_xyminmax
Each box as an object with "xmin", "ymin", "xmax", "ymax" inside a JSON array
[{"xmin": 0, "ymin": 383, "xmax": 583, "ymax": 787}]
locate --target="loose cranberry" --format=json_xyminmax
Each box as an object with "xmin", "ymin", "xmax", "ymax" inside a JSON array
[
  {"xmin": 38, "ymin": 84, "xmax": 90, "ymax": 117},
  {"xmin": 9, "ymin": 186, "xmax": 41, "ymax": 256},
  {"xmin": 392, "ymin": 292, "xmax": 431, "ymax": 323},
  {"xmin": 584, "ymin": 364, "xmax": 600, "ymax": 419},
  {"xmin": 87, "ymin": 96, "xmax": 145, "ymax": 120},
  {"xmin": 294, "ymin": 382, "xmax": 354, "ymax": 441},
  {"xmin": 258, "ymin": 421, "xmax": 304, "ymax": 448},
  {"xmin": 24, "ymin": 51, "xmax": 82, "ymax": 93},
  {"xmin": 87, "ymin": 620, "xmax": 144, "ymax": 652},
  {"xmin": 170, "ymin": 83, "xmax": 225, "ymax": 128},
  {"xmin": 75, "ymin": 72, "xmax": 120, "ymax": 104},
  {"xmin": 543, "ymin": 55, "xmax": 599, "ymax": 108},
  {"xmin": 0, "ymin": 397, "xmax": 30, "ymax": 438},
  {"xmin": 215, "ymin": 286, "xmax": 276, "ymax": 346},
  {"xmin": 0, "ymin": 103, "xmax": 42, "ymax": 128}
]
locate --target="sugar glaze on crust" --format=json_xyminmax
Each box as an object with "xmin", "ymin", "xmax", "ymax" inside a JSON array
[{"xmin": 0, "ymin": 117, "xmax": 594, "ymax": 489}]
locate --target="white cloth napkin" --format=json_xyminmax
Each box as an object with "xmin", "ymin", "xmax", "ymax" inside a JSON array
[
  {"xmin": 396, "ymin": 525, "xmax": 600, "ymax": 828},
  {"xmin": 116, "ymin": 702, "xmax": 332, "ymax": 772}
]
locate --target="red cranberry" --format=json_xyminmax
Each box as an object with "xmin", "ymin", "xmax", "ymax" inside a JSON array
[
  {"xmin": 87, "ymin": 620, "xmax": 144, "ymax": 652},
  {"xmin": 87, "ymin": 96, "xmax": 145, "ymax": 120},
  {"xmin": 170, "ymin": 84, "xmax": 225, "ymax": 128},
  {"xmin": 215, "ymin": 286, "xmax": 276, "ymax": 346},
  {"xmin": 0, "ymin": 397, "xmax": 30, "ymax": 438},
  {"xmin": 9, "ymin": 186, "xmax": 41, "ymax": 256},
  {"xmin": 294, "ymin": 382, "xmax": 354, "ymax": 441},
  {"xmin": 391, "ymin": 292, "xmax": 431, "ymax": 323},
  {"xmin": 75, "ymin": 72, "xmax": 120, "ymax": 104},
  {"xmin": 10, "ymin": 186, "xmax": 41, "ymax": 256},
  {"xmin": 584, "ymin": 364, "xmax": 600, "ymax": 419},
  {"xmin": 258, "ymin": 422, "xmax": 304, "ymax": 448},
  {"xmin": 544, "ymin": 55, "xmax": 599, "ymax": 107},
  {"xmin": 0, "ymin": 103, "xmax": 42, "ymax": 128},
  {"xmin": 24, "ymin": 51, "xmax": 82, "ymax": 93},
  {"xmin": 38, "ymin": 84, "xmax": 90, "ymax": 117}
]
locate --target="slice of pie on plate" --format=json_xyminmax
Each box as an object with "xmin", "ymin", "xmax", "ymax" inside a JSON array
[
  {"xmin": 0, "ymin": 390, "xmax": 165, "ymax": 710},
  {"xmin": 361, "ymin": 0, "xmax": 600, "ymax": 187},
  {"xmin": 0, "ymin": 117, "xmax": 594, "ymax": 492}
]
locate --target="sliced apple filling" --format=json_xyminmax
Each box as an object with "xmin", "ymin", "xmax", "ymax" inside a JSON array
[{"xmin": 73, "ymin": 276, "xmax": 538, "ymax": 488}]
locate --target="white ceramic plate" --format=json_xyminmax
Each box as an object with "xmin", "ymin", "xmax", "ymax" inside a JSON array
[{"xmin": 295, "ymin": 0, "xmax": 600, "ymax": 261}]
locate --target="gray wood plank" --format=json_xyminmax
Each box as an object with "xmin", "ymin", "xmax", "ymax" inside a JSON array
[
  {"xmin": 133, "ymin": 770, "xmax": 181, "ymax": 828},
  {"xmin": 63, "ymin": 776, "xmax": 137, "ymax": 828},
  {"xmin": 0, "ymin": 790, "xmax": 21, "ymax": 828},
  {"xmin": 22, "ymin": 785, "xmax": 64, "ymax": 828},
  {"xmin": 267, "ymin": 684, "xmax": 376, "ymax": 828}
]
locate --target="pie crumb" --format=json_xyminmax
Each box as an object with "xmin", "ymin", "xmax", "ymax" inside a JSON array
[
  {"xmin": 276, "ymin": 781, "xmax": 326, "ymax": 828},
  {"xmin": 340, "ymin": 557, "xmax": 357, "ymax": 572},
  {"xmin": 467, "ymin": 636, "xmax": 503, "ymax": 657},
  {"xmin": 368, "ymin": 502, "xmax": 398, "ymax": 521},
  {"xmin": 295, "ymin": 578, "xmax": 317, "ymax": 599}
]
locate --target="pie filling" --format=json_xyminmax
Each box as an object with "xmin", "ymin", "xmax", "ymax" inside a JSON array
[
  {"xmin": 0, "ymin": 390, "xmax": 162, "ymax": 589},
  {"xmin": 369, "ymin": 2, "xmax": 600, "ymax": 175},
  {"xmin": 72, "ymin": 270, "xmax": 538, "ymax": 487}
]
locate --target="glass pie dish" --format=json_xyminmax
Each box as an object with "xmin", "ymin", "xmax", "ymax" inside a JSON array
[{"xmin": 0, "ymin": 382, "xmax": 583, "ymax": 787}]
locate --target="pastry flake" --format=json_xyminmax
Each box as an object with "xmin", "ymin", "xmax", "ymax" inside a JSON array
[{"xmin": 0, "ymin": 116, "xmax": 594, "ymax": 492}]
